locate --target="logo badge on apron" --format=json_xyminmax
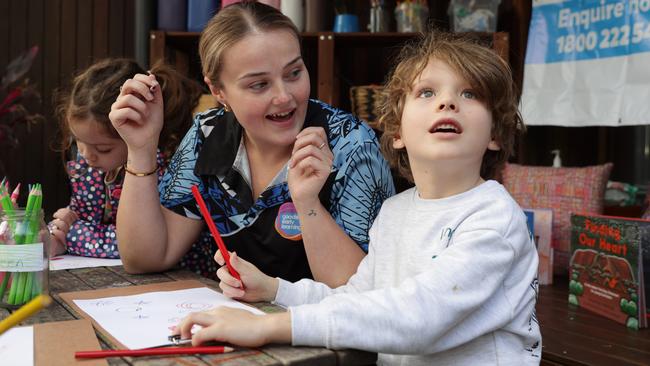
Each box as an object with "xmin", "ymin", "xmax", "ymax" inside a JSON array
[{"xmin": 275, "ymin": 202, "xmax": 302, "ymax": 241}]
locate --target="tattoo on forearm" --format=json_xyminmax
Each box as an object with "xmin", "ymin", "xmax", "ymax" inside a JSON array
[{"xmin": 308, "ymin": 209, "xmax": 317, "ymax": 216}]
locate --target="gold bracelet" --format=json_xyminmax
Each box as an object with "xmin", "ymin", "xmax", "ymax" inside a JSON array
[{"xmin": 123, "ymin": 164, "xmax": 158, "ymax": 177}]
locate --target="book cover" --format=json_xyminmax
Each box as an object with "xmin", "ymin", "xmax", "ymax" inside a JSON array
[
  {"xmin": 569, "ymin": 213, "xmax": 650, "ymax": 330},
  {"xmin": 523, "ymin": 208, "xmax": 554, "ymax": 285}
]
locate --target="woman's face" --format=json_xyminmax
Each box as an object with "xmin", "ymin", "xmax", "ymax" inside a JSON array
[
  {"xmin": 207, "ymin": 29, "xmax": 311, "ymax": 152},
  {"xmin": 69, "ymin": 117, "xmax": 128, "ymax": 174}
]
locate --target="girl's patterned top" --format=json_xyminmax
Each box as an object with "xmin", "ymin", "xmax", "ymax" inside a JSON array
[{"xmin": 64, "ymin": 153, "xmax": 165, "ymax": 258}]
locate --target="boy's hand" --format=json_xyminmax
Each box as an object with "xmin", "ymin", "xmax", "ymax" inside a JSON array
[
  {"xmin": 287, "ymin": 127, "xmax": 333, "ymax": 207},
  {"xmin": 175, "ymin": 308, "xmax": 291, "ymax": 348},
  {"xmin": 214, "ymin": 250, "xmax": 278, "ymax": 302}
]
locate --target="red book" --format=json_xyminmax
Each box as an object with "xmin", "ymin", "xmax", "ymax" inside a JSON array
[{"xmin": 569, "ymin": 213, "xmax": 650, "ymax": 330}]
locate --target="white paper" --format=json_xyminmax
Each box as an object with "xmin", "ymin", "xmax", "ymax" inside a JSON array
[
  {"xmin": 73, "ymin": 287, "xmax": 264, "ymax": 349},
  {"xmin": 0, "ymin": 326, "xmax": 34, "ymax": 366},
  {"xmin": 49, "ymin": 255, "xmax": 122, "ymax": 271}
]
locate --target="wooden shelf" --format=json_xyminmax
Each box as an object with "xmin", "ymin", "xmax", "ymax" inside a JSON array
[{"xmin": 150, "ymin": 31, "xmax": 509, "ymax": 108}]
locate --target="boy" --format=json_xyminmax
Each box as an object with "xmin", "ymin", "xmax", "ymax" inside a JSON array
[{"xmin": 173, "ymin": 31, "xmax": 542, "ymax": 366}]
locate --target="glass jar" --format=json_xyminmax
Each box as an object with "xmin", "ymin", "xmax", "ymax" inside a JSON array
[{"xmin": 0, "ymin": 209, "xmax": 49, "ymax": 309}]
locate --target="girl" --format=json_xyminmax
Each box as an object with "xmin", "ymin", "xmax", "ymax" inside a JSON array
[
  {"xmin": 109, "ymin": 2, "xmax": 394, "ymax": 285},
  {"xmin": 50, "ymin": 58, "xmax": 202, "ymax": 258}
]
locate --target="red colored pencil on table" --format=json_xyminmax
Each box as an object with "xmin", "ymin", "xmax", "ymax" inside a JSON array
[
  {"xmin": 191, "ymin": 185, "xmax": 243, "ymax": 287},
  {"xmin": 75, "ymin": 346, "xmax": 234, "ymax": 358}
]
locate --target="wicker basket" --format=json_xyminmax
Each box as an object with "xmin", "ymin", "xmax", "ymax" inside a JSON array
[{"xmin": 349, "ymin": 85, "xmax": 384, "ymax": 127}]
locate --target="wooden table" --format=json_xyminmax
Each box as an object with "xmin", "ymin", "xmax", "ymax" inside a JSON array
[
  {"xmin": 537, "ymin": 277, "xmax": 650, "ymax": 366},
  {"xmin": 1, "ymin": 265, "xmax": 376, "ymax": 366}
]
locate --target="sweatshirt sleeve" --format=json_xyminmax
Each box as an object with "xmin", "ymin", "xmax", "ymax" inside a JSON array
[
  {"xmin": 274, "ymin": 215, "xmax": 381, "ymax": 307},
  {"xmin": 289, "ymin": 227, "xmax": 520, "ymax": 354}
]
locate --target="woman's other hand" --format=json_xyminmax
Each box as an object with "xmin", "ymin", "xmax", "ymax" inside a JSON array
[{"xmin": 287, "ymin": 127, "xmax": 333, "ymax": 206}]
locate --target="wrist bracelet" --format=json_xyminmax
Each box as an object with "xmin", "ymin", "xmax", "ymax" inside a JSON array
[{"xmin": 123, "ymin": 164, "xmax": 158, "ymax": 177}]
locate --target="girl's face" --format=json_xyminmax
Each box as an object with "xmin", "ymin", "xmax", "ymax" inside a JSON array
[
  {"xmin": 69, "ymin": 117, "xmax": 127, "ymax": 173},
  {"xmin": 395, "ymin": 58, "xmax": 499, "ymax": 171},
  {"xmin": 207, "ymin": 29, "xmax": 310, "ymax": 153}
]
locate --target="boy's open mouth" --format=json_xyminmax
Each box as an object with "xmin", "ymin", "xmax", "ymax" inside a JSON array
[
  {"xmin": 429, "ymin": 119, "xmax": 462, "ymax": 134},
  {"xmin": 266, "ymin": 109, "xmax": 295, "ymax": 122}
]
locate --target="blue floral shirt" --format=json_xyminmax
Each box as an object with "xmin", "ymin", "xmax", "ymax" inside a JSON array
[{"xmin": 159, "ymin": 99, "xmax": 395, "ymax": 280}]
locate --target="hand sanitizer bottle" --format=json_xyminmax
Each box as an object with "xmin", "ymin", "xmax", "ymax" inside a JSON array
[{"xmin": 551, "ymin": 149, "xmax": 562, "ymax": 168}]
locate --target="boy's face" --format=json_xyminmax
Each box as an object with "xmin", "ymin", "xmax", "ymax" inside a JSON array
[{"xmin": 394, "ymin": 58, "xmax": 499, "ymax": 172}]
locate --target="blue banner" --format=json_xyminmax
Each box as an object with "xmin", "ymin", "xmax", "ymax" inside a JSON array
[{"xmin": 526, "ymin": 0, "xmax": 650, "ymax": 64}]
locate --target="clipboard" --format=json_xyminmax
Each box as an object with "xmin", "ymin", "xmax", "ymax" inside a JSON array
[
  {"xmin": 58, "ymin": 280, "xmax": 208, "ymax": 350},
  {"xmin": 34, "ymin": 319, "xmax": 107, "ymax": 366}
]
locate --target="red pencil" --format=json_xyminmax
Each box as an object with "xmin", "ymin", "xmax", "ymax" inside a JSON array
[
  {"xmin": 75, "ymin": 346, "xmax": 234, "ymax": 358},
  {"xmin": 191, "ymin": 185, "xmax": 243, "ymax": 286},
  {"xmin": 10, "ymin": 183, "xmax": 20, "ymax": 205}
]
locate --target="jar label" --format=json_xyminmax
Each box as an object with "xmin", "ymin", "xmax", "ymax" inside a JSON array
[{"xmin": 0, "ymin": 243, "xmax": 44, "ymax": 272}]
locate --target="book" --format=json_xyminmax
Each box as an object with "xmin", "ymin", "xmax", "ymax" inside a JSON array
[
  {"xmin": 523, "ymin": 208, "xmax": 554, "ymax": 285},
  {"xmin": 569, "ymin": 213, "xmax": 650, "ymax": 330}
]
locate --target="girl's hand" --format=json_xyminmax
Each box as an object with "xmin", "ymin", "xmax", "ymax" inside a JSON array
[
  {"xmin": 108, "ymin": 73, "xmax": 162, "ymax": 156},
  {"xmin": 287, "ymin": 127, "xmax": 333, "ymax": 206},
  {"xmin": 174, "ymin": 307, "xmax": 290, "ymax": 348},
  {"xmin": 48, "ymin": 207, "xmax": 78, "ymax": 256},
  {"xmin": 48, "ymin": 234, "xmax": 66, "ymax": 257},
  {"xmin": 214, "ymin": 250, "xmax": 278, "ymax": 302}
]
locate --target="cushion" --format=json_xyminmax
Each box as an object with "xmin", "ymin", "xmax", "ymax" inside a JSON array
[{"xmin": 502, "ymin": 163, "xmax": 613, "ymax": 275}]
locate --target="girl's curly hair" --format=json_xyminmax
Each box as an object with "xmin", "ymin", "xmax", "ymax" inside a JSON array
[{"xmin": 55, "ymin": 58, "xmax": 203, "ymax": 161}]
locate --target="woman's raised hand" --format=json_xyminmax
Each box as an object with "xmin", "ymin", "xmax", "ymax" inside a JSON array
[
  {"xmin": 214, "ymin": 250, "xmax": 278, "ymax": 302},
  {"xmin": 287, "ymin": 127, "xmax": 333, "ymax": 206},
  {"xmin": 108, "ymin": 73, "xmax": 162, "ymax": 155}
]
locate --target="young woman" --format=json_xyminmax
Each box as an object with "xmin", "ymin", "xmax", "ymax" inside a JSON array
[{"xmin": 109, "ymin": 2, "xmax": 394, "ymax": 286}]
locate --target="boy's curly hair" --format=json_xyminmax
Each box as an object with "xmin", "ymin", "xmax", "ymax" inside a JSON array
[{"xmin": 376, "ymin": 31, "xmax": 524, "ymax": 182}]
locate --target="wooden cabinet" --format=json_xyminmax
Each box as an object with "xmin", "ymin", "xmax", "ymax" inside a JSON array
[{"xmin": 149, "ymin": 30, "xmax": 508, "ymax": 109}]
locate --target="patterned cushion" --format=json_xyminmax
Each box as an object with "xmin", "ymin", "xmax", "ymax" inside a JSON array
[{"xmin": 502, "ymin": 163, "xmax": 613, "ymax": 274}]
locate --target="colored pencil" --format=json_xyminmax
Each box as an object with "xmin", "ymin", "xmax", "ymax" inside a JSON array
[
  {"xmin": 10, "ymin": 183, "xmax": 20, "ymax": 205},
  {"xmin": 75, "ymin": 346, "xmax": 234, "ymax": 358},
  {"xmin": 0, "ymin": 183, "xmax": 15, "ymax": 301},
  {"xmin": 0, "ymin": 294, "xmax": 52, "ymax": 335},
  {"xmin": 190, "ymin": 185, "xmax": 243, "ymax": 286}
]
